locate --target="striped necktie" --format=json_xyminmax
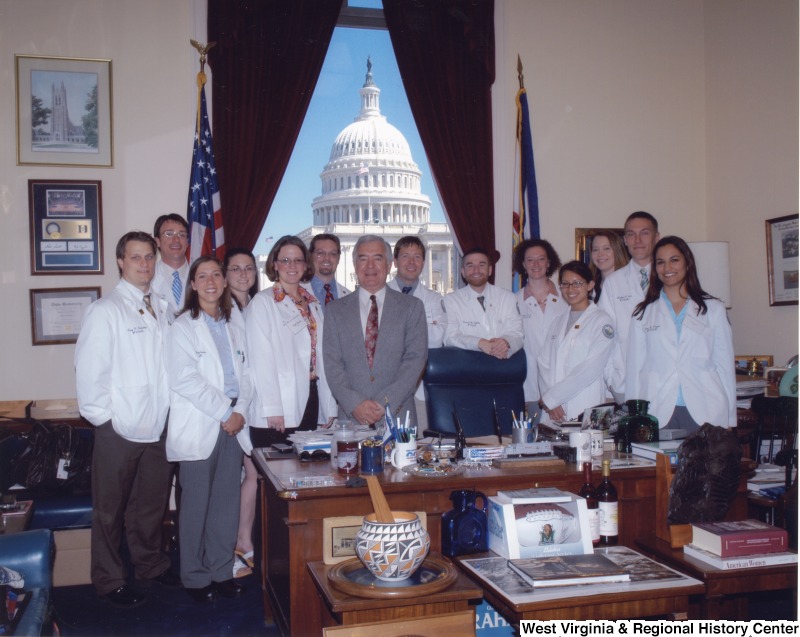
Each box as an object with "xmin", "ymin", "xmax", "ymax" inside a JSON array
[
  {"xmin": 323, "ymin": 283, "xmax": 334, "ymax": 305},
  {"xmin": 143, "ymin": 294, "xmax": 156, "ymax": 319},
  {"xmin": 172, "ymin": 270, "xmax": 183, "ymax": 306},
  {"xmin": 477, "ymin": 296, "xmax": 486, "ymax": 311},
  {"xmin": 640, "ymin": 268, "xmax": 649, "ymax": 291}
]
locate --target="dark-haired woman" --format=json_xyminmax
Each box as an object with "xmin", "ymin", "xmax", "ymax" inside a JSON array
[
  {"xmin": 513, "ymin": 239, "xmax": 568, "ymax": 415},
  {"xmin": 166, "ymin": 256, "xmax": 252, "ymax": 602},
  {"xmin": 626, "ymin": 237, "xmax": 735, "ymax": 432},
  {"xmin": 537, "ymin": 261, "xmax": 616, "ymax": 422},
  {"xmin": 246, "ymin": 236, "xmax": 336, "ymax": 447},
  {"xmin": 223, "ymin": 248, "xmax": 259, "ymax": 578}
]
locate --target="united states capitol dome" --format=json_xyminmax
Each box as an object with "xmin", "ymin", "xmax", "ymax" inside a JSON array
[{"xmin": 312, "ymin": 57, "xmax": 430, "ymax": 226}]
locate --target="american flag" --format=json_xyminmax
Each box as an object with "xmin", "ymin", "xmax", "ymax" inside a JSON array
[{"xmin": 187, "ymin": 86, "xmax": 225, "ymax": 262}]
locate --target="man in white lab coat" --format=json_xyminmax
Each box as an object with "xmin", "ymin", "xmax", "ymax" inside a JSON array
[
  {"xmin": 75, "ymin": 231, "xmax": 180, "ymax": 608},
  {"xmin": 150, "ymin": 213, "xmax": 190, "ymax": 321},
  {"xmin": 387, "ymin": 236, "xmax": 447, "ymax": 428},
  {"xmin": 443, "ymin": 248, "xmax": 523, "ymax": 359},
  {"xmin": 598, "ymin": 211, "xmax": 661, "ymax": 394}
]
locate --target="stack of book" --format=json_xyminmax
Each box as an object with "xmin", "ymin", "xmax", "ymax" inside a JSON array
[
  {"xmin": 629, "ymin": 440, "xmax": 681, "ymax": 465},
  {"xmin": 683, "ymin": 519, "xmax": 797, "ymax": 570}
]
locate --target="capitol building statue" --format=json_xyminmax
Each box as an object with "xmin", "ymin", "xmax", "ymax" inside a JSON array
[{"xmin": 297, "ymin": 58, "xmax": 455, "ymax": 293}]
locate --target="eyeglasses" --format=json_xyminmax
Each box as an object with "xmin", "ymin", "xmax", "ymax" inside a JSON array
[
  {"xmin": 314, "ymin": 251, "xmax": 339, "ymax": 259},
  {"xmin": 559, "ymin": 281, "xmax": 587, "ymax": 290},
  {"xmin": 277, "ymin": 258, "xmax": 306, "ymax": 266},
  {"xmin": 161, "ymin": 230, "xmax": 188, "ymax": 239},
  {"xmin": 299, "ymin": 449, "xmax": 330, "ymax": 462},
  {"xmin": 228, "ymin": 266, "xmax": 257, "ymax": 274}
]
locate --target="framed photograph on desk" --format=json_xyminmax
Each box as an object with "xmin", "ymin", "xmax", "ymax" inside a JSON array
[{"xmin": 765, "ymin": 214, "xmax": 799, "ymax": 306}]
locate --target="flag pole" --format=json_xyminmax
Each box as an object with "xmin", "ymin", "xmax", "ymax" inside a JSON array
[{"xmin": 190, "ymin": 40, "xmax": 216, "ymax": 135}]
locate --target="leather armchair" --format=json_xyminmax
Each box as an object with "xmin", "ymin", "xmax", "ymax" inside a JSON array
[
  {"xmin": 0, "ymin": 529, "xmax": 53, "ymax": 636},
  {"xmin": 422, "ymin": 347, "xmax": 526, "ymax": 437}
]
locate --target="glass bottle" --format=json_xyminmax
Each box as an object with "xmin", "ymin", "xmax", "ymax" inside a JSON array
[
  {"xmin": 335, "ymin": 421, "xmax": 359, "ymax": 475},
  {"xmin": 596, "ymin": 459, "xmax": 618, "ymax": 546},
  {"xmin": 330, "ymin": 419, "xmax": 351, "ymax": 470},
  {"xmin": 619, "ymin": 399, "xmax": 659, "ymax": 449},
  {"xmin": 578, "ymin": 462, "xmax": 600, "ymax": 545}
]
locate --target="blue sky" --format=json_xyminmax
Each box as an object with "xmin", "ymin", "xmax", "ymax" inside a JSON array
[{"xmin": 255, "ymin": 26, "xmax": 445, "ymax": 255}]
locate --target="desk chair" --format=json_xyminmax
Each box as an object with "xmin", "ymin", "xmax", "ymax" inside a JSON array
[
  {"xmin": 422, "ymin": 347, "xmax": 526, "ymax": 438},
  {"xmin": 746, "ymin": 395, "xmax": 798, "ymax": 528}
]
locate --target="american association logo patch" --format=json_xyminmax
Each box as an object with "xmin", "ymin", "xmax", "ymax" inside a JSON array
[{"xmin": 602, "ymin": 324, "xmax": 615, "ymax": 339}]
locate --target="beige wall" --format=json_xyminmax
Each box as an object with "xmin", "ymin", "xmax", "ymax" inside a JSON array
[{"xmin": 0, "ymin": 0, "xmax": 796, "ymax": 400}]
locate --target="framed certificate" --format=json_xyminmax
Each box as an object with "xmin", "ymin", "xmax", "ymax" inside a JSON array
[
  {"xmin": 30, "ymin": 287, "xmax": 100, "ymax": 345},
  {"xmin": 29, "ymin": 179, "xmax": 103, "ymax": 275}
]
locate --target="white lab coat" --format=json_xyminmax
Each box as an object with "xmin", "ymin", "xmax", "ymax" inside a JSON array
[
  {"xmin": 165, "ymin": 311, "xmax": 253, "ymax": 461},
  {"xmin": 245, "ymin": 287, "xmax": 337, "ymax": 428},
  {"xmin": 625, "ymin": 297, "xmax": 736, "ymax": 428},
  {"xmin": 516, "ymin": 289, "xmax": 569, "ymax": 403},
  {"xmin": 443, "ymin": 283, "xmax": 523, "ymax": 356},
  {"xmin": 537, "ymin": 303, "xmax": 616, "ymax": 421},
  {"xmin": 75, "ymin": 279, "xmax": 170, "ymax": 442}
]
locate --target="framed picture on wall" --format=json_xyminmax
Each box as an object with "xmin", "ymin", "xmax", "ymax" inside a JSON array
[
  {"xmin": 30, "ymin": 287, "xmax": 100, "ymax": 345},
  {"xmin": 29, "ymin": 179, "xmax": 103, "ymax": 275},
  {"xmin": 15, "ymin": 54, "xmax": 113, "ymax": 167},
  {"xmin": 765, "ymin": 214, "xmax": 799, "ymax": 306}
]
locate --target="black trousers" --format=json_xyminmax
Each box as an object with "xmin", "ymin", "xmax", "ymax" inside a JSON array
[{"xmin": 250, "ymin": 379, "xmax": 319, "ymax": 448}]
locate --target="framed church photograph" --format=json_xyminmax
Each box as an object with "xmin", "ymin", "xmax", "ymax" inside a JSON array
[{"xmin": 16, "ymin": 55, "xmax": 113, "ymax": 167}]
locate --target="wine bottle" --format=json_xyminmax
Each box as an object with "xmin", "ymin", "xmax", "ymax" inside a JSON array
[
  {"xmin": 578, "ymin": 462, "xmax": 600, "ymax": 545},
  {"xmin": 596, "ymin": 459, "xmax": 618, "ymax": 545}
]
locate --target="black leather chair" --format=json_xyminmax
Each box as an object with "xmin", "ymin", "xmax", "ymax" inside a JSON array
[{"xmin": 422, "ymin": 347, "xmax": 526, "ymax": 438}]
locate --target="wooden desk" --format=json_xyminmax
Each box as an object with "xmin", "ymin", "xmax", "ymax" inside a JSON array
[
  {"xmin": 456, "ymin": 547, "xmax": 705, "ymax": 623},
  {"xmin": 307, "ymin": 556, "xmax": 482, "ymax": 628},
  {"xmin": 636, "ymin": 534, "xmax": 798, "ymax": 620},
  {"xmin": 253, "ymin": 451, "xmax": 661, "ymax": 636}
]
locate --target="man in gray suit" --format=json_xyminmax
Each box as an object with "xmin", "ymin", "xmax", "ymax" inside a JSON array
[{"xmin": 324, "ymin": 235, "xmax": 428, "ymax": 426}]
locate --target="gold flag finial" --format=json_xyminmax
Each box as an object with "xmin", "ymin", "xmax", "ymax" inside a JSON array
[
  {"xmin": 517, "ymin": 54, "xmax": 525, "ymax": 90},
  {"xmin": 190, "ymin": 40, "xmax": 216, "ymax": 134}
]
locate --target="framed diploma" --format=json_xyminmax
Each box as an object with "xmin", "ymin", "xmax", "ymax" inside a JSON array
[
  {"xmin": 765, "ymin": 214, "xmax": 799, "ymax": 306},
  {"xmin": 29, "ymin": 179, "xmax": 103, "ymax": 275},
  {"xmin": 30, "ymin": 287, "xmax": 100, "ymax": 345}
]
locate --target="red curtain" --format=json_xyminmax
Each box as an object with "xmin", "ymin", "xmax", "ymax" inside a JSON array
[
  {"xmin": 383, "ymin": 0, "xmax": 496, "ymax": 259},
  {"xmin": 207, "ymin": 0, "xmax": 341, "ymax": 251}
]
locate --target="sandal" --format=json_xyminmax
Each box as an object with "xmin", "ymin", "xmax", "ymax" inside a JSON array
[
  {"xmin": 235, "ymin": 549, "xmax": 254, "ymax": 569},
  {"xmin": 233, "ymin": 554, "xmax": 252, "ymax": 579}
]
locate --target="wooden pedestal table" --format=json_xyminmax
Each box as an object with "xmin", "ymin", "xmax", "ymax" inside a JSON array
[
  {"xmin": 636, "ymin": 533, "xmax": 798, "ymax": 620},
  {"xmin": 307, "ymin": 554, "xmax": 482, "ymax": 631}
]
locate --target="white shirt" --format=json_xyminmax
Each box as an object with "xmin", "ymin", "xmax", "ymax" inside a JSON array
[
  {"xmin": 537, "ymin": 303, "xmax": 616, "ymax": 421},
  {"xmin": 151, "ymin": 259, "xmax": 189, "ymax": 322},
  {"xmin": 625, "ymin": 297, "xmax": 736, "ymax": 428},
  {"xmin": 442, "ymin": 283, "xmax": 523, "ymax": 356},
  {"xmin": 516, "ymin": 288, "xmax": 569, "ymax": 402},
  {"xmin": 75, "ymin": 279, "xmax": 170, "ymax": 442},
  {"xmin": 597, "ymin": 259, "xmax": 651, "ymax": 392}
]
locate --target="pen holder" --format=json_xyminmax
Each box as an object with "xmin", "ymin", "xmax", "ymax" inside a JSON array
[{"xmin": 512, "ymin": 427, "xmax": 536, "ymax": 445}]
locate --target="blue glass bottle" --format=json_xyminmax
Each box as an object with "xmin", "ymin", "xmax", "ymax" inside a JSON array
[{"xmin": 441, "ymin": 490, "xmax": 488, "ymax": 557}]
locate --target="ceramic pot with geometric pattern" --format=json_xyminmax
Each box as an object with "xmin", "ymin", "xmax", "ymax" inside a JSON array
[{"xmin": 355, "ymin": 511, "xmax": 430, "ymax": 581}]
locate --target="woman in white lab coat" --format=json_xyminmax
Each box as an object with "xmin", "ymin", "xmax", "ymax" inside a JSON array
[
  {"xmin": 626, "ymin": 236, "xmax": 735, "ymax": 431},
  {"xmin": 537, "ymin": 261, "xmax": 616, "ymax": 422},
  {"xmin": 513, "ymin": 239, "xmax": 568, "ymax": 417},
  {"xmin": 166, "ymin": 256, "xmax": 253, "ymax": 601},
  {"xmin": 224, "ymin": 247, "xmax": 259, "ymax": 579},
  {"xmin": 245, "ymin": 235, "xmax": 337, "ymax": 448}
]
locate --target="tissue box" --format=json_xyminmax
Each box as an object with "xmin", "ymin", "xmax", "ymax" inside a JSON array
[{"xmin": 487, "ymin": 492, "xmax": 593, "ymax": 559}]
